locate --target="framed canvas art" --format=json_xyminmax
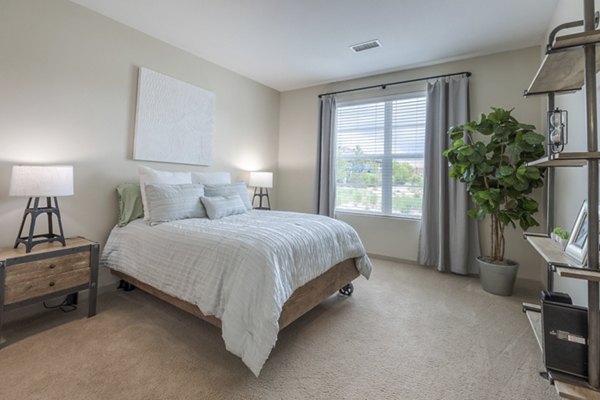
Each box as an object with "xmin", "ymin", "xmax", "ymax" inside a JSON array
[
  {"xmin": 133, "ymin": 67, "xmax": 215, "ymax": 165},
  {"xmin": 565, "ymin": 200, "xmax": 590, "ymax": 266}
]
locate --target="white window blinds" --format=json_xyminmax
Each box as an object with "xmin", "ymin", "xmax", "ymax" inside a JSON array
[{"xmin": 334, "ymin": 92, "xmax": 426, "ymax": 217}]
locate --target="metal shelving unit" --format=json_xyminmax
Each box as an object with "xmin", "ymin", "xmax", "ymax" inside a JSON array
[{"xmin": 523, "ymin": 0, "xmax": 600, "ymax": 395}]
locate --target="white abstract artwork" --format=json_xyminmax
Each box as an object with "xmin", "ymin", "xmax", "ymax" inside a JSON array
[{"xmin": 133, "ymin": 67, "xmax": 215, "ymax": 165}]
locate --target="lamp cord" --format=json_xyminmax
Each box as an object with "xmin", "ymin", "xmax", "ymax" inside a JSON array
[{"xmin": 43, "ymin": 297, "xmax": 77, "ymax": 313}]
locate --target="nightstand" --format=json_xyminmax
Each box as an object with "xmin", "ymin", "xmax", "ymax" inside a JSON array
[{"xmin": 0, "ymin": 237, "xmax": 99, "ymax": 345}]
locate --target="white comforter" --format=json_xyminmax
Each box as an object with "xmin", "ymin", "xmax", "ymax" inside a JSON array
[{"xmin": 101, "ymin": 210, "xmax": 372, "ymax": 375}]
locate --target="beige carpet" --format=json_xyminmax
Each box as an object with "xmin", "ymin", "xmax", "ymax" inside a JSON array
[{"xmin": 0, "ymin": 259, "xmax": 555, "ymax": 400}]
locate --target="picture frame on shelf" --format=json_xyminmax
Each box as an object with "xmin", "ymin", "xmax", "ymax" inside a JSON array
[{"xmin": 565, "ymin": 200, "xmax": 589, "ymax": 266}]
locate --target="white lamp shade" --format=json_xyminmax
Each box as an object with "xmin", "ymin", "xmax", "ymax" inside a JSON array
[
  {"xmin": 249, "ymin": 171, "xmax": 273, "ymax": 188},
  {"xmin": 9, "ymin": 165, "xmax": 74, "ymax": 197}
]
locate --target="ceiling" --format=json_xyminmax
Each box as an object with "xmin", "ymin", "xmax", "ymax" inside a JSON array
[{"xmin": 71, "ymin": 0, "xmax": 558, "ymax": 92}]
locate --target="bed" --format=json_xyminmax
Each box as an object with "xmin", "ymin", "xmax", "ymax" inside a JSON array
[{"xmin": 101, "ymin": 209, "xmax": 372, "ymax": 376}]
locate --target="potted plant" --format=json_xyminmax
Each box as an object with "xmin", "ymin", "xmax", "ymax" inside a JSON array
[
  {"xmin": 551, "ymin": 227, "xmax": 570, "ymax": 249},
  {"xmin": 443, "ymin": 108, "xmax": 545, "ymax": 295}
]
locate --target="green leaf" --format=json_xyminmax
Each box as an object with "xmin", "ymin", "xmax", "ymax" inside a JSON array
[
  {"xmin": 459, "ymin": 146, "xmax": 474, "ymax": 156},
  {"xmin": 505, "ymin": 198, "xmax": 518, "ymax": 209},
  {"xmin": 521, "ymin": 197, "xmax": 538, "ymax": 211},
  {"xmin": 506, "ymin": 143, "xmax": 522, "ymax": 160},
  {"xmin": 520, "ymin": 214, "xmax": 540, "ymax": 231},
  {"xmin": 500, "ymin": 175, "xmax": 517, "ymax": 186},
  {"xmin": 523, "ymin": 132, "xmax": 545, "ymax": 145},
  {"xmin": 497, "ymin": 166, "xmax": 514, "ymax": 177},
  {"xmin": 477, "ymin": 191, "xmax": 491, "ymax": 200},
  {"xmin": 479, "ymin": 163, "xmax": 494, "ymax": 174},
  {"xmin": 468, "ymin": 209, "xmax": 485, "ymax": 220},
  {"xmin": 524, "ymin": 167, "xmax": 541, "ymax": 180},
  {"xmin": 497, "ymin": 213, "xmax": 512, "ymax": 225},
  {"xmin": 469, "ymin": 152, "xmax": 483, "ymax": 163},
  {"xmin": 449, "ymin": 127, "xmax": 466, "ymax": 141},
  {"xmin": 518, "ymin": 123, "xmax": 536, "ymax": 131},
  {"xmin": 514, "ymin": 180, "xmax": 529, "ymax": 191}
]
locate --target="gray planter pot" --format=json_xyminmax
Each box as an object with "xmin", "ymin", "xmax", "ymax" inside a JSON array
[{"xmin": 477, "ymin": 257, "xmax": 519, "ymax": 296}]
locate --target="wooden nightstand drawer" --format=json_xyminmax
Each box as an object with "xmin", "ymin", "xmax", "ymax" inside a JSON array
[
  {"xmin": 5, "ymin": 252, "xmax": 89, "ymax": 285},
  {"xmin": 0, "ymin": 238, "xmax": 99, "ymax": 346},
  {"xmin": 0, "ymin": 237, "xmax": 100, "ymax": 347},
  {"xmin": 4, "ymin": 268, "xmax": 90, "ymax": 305}
]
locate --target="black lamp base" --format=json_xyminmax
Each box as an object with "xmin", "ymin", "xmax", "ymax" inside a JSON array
[
  {"xmin": 15, "ymin": 197, "xmax": 66, "ymax": 253},
  {"xmin": 252, "ymin": 188, "xmax": 271, "ymax": 210}
]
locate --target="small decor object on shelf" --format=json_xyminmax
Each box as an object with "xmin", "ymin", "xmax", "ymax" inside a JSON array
[
  {"xmin": 548, "ymin": 108, "xmax": 568, "ymax": 154},
  {"xmin": 551, "ymin": 227, "xmax": 570, "ymax": 249},
  {"xmin": 249, "ymin": 171, "xmax": 272, "ymax": 210},
  {"xmin": 565, "ymin": 201, "xmax": 591, "ymax": 266},
  {"xmin": 9, "ymin": 165, "xmax": 74, "ymax": 253}
]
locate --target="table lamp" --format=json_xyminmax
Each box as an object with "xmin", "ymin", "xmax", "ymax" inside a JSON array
[
  {"xmin": 249, "ymin": 171, "xmax": 272, "ymax": 210},
  {"xmin": 9, "ymin": 165, "xmax": 74, "ymax": 252}
]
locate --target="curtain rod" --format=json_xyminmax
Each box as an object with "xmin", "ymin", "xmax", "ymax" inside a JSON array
[{"xmin": 317, "ymin": 71, "xmax": 471, "ymax": 98}]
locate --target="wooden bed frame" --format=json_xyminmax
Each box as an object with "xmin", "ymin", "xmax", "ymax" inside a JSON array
[{"xmin": 110, "ymin": 258, "xmax": 359, "ymax": 331}]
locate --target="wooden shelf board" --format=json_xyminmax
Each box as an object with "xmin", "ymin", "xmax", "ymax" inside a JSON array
[
  {"xmin": 527, "ymin": 159, "xmax": 586, "ymax": 167},
  {"xmin": 0, "ymin": 237, "xmax": 93, "ymax": 260},
  {"xmin": 550, "ymin": 371, "xmax": 600, "ymax": 399},
  {"xmin": 525, "ymin": 235, "xmax": 582, "ymax": 267},
  {"xmin": 555, "ymin": 267, "xmax": 600, "ymax": 281},
  {"xmin": 555, "ymin": 380, "xmax": 600, "ymax": 400},
  {"xmin": 525, "ymin": 308, "xmax": 543, "ymax": 353},
  {"xmin": 527, "ymin": 152, "xmax": 600, "ymax": 167},
  {"xmin": 523, "ymin": 302, "xmax": 541, "ymax": 312},
  {"xmin": 525, "ymin": 39, "xmax": 600, "ymax": 96},
  {"xmin": 524, "ymin": 236, "xmax": 600, "ymax": 281},
  {"xmin": 554, "ymin": 30, "xmax": 600, "ymax": 50}
]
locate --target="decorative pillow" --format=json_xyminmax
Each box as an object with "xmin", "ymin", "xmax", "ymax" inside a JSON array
[
  {"xmin": 191, "ymin": 171, "xmax": 231, "ymax": 185},
  {"xmin": 116, "ymin": 183, "xmax": 144, "ymax": 227},
  {"xmin": 144, "ymin": 183, "xmax": 206, "ymax": 225},
  {"xmin": 204, "ymin": 182, "xmax": 252, "ymax": 210},
  {"xmin": 139, "ymin": 166, "xmax": 192, "ymax": 220},
  {"xmin": 200, "ymin": 195, "xmax": 247, "ymax": 220}
]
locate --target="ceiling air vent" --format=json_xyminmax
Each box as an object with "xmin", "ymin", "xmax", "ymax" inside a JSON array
[{"xmin": 350, "ymin": 39, "xmax": 382, "ymax": 53}]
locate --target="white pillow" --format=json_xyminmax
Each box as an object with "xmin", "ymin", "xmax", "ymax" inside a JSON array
[
  {"xmin": 145, "ymin": 183, "xmax": 206, "ymax": 225},
  {"xmin": 204, "ymin": 182, "xmax": 252, "ymax": 210},
  {"xmin": 138, "ymin": 166, "xmax": 192, "ymax": 220},
  {"xmin": 191, "ymin": 171, "xmax": 231, "ymax": 185},
  {"xmin": 200, "ymin": 195, "xmax": 247, "ymax": 219}
]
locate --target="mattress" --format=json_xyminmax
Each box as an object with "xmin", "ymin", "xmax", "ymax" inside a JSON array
[{"xmin": 101, "ymin": 210, "xmax": 372, "ymax": 375}]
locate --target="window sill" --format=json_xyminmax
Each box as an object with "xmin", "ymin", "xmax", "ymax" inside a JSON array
[{"xmin": 335, "ymin": 210, "xmax": 421, "ymax": 222}]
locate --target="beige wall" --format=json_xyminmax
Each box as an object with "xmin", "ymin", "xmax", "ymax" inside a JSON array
[
  {"xmin": 0, "ymin": 0, "xmax": 280, "ymax": 286},
  {"xmin": 278, "ymin": 47, "xmax": 547, "ymax": 280},
  {"xmin": 543, "ymin": 0, "xmax": 599, "ymax": 306},
  {"xmin": 0, "ymin": 0, "xmax": 569, "ymax": 292}
]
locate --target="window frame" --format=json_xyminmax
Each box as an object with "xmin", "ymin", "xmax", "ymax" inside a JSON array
[{"xmin": 333, "ymin": 90, "xmax": 426, "ymax": 219}]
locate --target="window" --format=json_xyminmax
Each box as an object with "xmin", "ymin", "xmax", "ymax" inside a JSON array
[{"xmin": 334, "ymin": 93, "xmax": 426, "ymax": 218}]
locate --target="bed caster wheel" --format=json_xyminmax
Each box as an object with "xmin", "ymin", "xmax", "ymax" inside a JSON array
[
  {"xmin": 118, "ymin": 280, "xmax": 135, "ymax": 292},
  {"xmin": 339, "ymin": 283, "xmax": 353, "ymax": 296}
]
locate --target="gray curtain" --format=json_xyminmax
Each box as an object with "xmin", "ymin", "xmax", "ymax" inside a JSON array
[
  {"xmin": 315, "ymin": 95, "xmax": 336, "ymax": 217},
  {"xmin": 418, "ymin": 76, "xmax": 480, "ymax": 275}
]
